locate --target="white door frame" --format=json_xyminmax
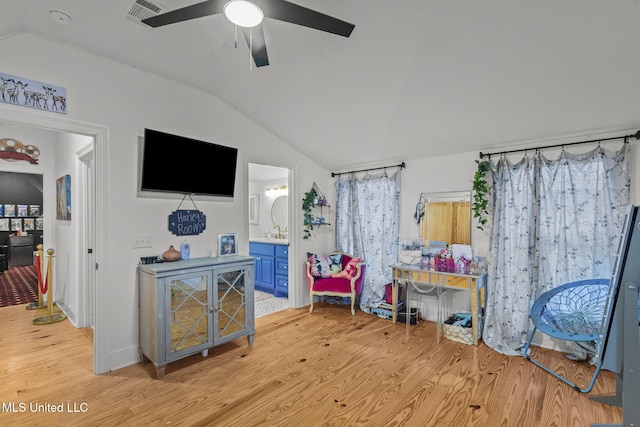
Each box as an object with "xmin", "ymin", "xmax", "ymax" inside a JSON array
[
  {"xmin": 246, "ymin": 159, "xmax": 298, "ymax": 308},
  {"xmin": 77, "ymin": 144, "xmax": 95, "ymax": 329},
  {"xmin": 0, "ymin": 105, "xmax": 108, "ymax": 374}
]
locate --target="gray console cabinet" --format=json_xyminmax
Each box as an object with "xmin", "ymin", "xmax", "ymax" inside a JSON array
[{"xmin": 138, "ymin": 256, "xmax": 255, "ymax": 378}]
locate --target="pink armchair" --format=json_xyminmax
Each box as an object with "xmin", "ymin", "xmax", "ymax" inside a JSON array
[{"xmin": 306, "ymin": 253, "xmax": 366, "ymax": 316}]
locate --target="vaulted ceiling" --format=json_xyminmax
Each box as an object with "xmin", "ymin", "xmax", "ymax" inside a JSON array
[{"xmin": 2, "ymin": 1, "xmax": 640, "ymax": 171}]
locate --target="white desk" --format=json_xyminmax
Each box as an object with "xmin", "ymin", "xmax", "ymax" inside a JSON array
[{"xmin": 391, "ymin": 264, "xmax": 488, "ymax": 345}]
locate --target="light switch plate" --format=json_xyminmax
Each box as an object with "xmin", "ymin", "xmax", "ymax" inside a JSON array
[{"xmin": 132, "ymin": 234, "xmax": 152, "ymax": 248}]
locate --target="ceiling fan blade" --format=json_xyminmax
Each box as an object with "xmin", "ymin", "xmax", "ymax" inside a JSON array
[
  {"xmin": 142, "ymin": 0, "xmax": 227, "ymax": 28},
  {"xmin": 259, "ymin": 0, "xmax": 355, "ymax": 37},
  {"xmin": 242, "ymin": 26, "xmax": 270, "ymax": 67}
]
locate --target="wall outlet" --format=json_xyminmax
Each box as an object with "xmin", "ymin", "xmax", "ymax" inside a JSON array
[{"xmin": 132, "ymin": 234, "xmax": 153, "ymax": 248}]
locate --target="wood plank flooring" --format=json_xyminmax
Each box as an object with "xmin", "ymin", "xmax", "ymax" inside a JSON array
[{"xmin": 0, "ymin": 303, "xmax": 623, "ymax": 426}]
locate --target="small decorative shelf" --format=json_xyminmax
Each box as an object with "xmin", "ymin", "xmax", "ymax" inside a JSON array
[{"xmin": 303, "ymin": 182, "xmax": 331, "ymax": 239}]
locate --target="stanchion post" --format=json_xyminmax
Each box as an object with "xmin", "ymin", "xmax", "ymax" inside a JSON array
[
  {"xmin": 33, "ymin": 248, "xmax": 66, "ymax": 325},
  {"xmin": 46, "ymin": 248, "xmax": 54, "ymax": 318},
  {"xmin": 26, "ymin": 244, "xmax": 45, "ymax": 310}
]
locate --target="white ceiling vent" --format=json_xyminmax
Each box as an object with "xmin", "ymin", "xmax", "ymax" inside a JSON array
[{"xmin": 126, "ymin": 0, "xmax": 163, "ymax": 26}]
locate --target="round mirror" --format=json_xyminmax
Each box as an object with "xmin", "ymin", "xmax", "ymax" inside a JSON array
[{"xmin": 271, "ymin": 195, "xmax": 288, "ymax": 233}]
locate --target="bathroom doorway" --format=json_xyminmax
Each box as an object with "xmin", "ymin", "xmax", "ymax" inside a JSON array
[{"xmin": 248, "ymin": 163, "xmax": 290, "ymax": 317}]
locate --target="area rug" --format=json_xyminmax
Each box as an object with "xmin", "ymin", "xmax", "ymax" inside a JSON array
[
  {"xmin": 0, "ymin": 264, "xmax": 38, "ymax": 308},
  {"xmin": 255, "ymin": 290, "xmax": 274, "ymax": 301},
  {"xmin": 255, "ymin": 297, "xmax": 289, "ymax": 318}
]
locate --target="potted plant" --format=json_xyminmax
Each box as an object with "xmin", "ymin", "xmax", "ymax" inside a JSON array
[
  {"xmin": 302, "ymin": 188, "xmax": 318, "ymax": 239},
  {"xmin": 472, "ymin": 160, "xmax": 491, "ymax": 231}
]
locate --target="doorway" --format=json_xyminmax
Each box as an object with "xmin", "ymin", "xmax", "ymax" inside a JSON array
[
  {"xmin": 0, "ymin": 171, "xmax": 43, "ymax": 308},
  {"xmin": 248, "ymin": 163, "xmax": 291, "ymax": 317},
  {"xmin": 0, "ymin": 108, "xmax": 107, "ymax": 374}
]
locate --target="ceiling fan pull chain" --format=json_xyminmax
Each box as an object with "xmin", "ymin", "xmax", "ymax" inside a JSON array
[{"xmin": 234, "ymin": 24, "xmax": 238, "ymax": 49}]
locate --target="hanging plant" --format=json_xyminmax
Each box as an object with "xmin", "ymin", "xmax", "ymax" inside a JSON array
[
  {"xmin": 302, "ymin": 188, "xmax": 318, "ymax": 239},
  {"xmin": 472, "ymin": 159, "xmax": 491, "ymax": 231}
]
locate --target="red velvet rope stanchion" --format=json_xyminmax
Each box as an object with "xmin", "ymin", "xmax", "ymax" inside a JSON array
[
  {"xmin": 33, "ymin": 248, "xmax": 67, "ymax": 325},
  {"xmin": 26, "ymin": 244, "xmax": 46, "ymax": 310}
]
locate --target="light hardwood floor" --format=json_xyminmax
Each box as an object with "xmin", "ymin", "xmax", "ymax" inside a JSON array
[{"xmin": 0, "ymin": 303, "xmax": 623, "ymax": 426}]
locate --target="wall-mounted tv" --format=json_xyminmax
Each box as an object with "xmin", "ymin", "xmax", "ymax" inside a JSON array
[{"xmin": 139, "ymin": 128, "xmax": 238, "ymax": 199}]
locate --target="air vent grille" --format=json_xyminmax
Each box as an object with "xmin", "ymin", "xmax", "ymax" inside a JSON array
[{"xmin": 127, "ymin": 0, "xmax": 162, "ymax": 22}]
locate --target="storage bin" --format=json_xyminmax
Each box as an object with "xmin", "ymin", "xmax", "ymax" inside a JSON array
[
  {"xmin": 442, "ymin": 313, "xmax": 481, "ymax": 345},
  {"xmin": 396, "ymin": 308, "xmax": 419, "ymax": 325},
  {"xmin": 442, "ymin": 324, "xmax": 474, "ymax": 345}
]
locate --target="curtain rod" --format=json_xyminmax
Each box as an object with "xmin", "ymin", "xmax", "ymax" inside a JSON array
[
  {"xmin": 331, "ymin": 162, "xmax": 406, "ymax": 177},
  {"xmin": 478, "ymin": 130, "xmax": 640, "ymax": 159}
]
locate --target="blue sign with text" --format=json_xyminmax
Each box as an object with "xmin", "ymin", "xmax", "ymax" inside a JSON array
[{"xmin": 168, "ymin": 210, "xmax": 206, "ymax": 236}]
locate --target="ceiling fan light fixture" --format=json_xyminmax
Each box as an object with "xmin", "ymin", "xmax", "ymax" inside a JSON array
[{"xmin": 224, "ymin": 0, "xmax": 264, "ymax": 28}]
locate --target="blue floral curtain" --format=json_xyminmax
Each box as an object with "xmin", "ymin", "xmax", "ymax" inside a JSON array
[
  {"xmin": 483, "ymin": 144, "xmax": 630, "ymax": 355},
  {"xmin": 335, "ymin": 170, "xmax": 401, "ymax": 312}
]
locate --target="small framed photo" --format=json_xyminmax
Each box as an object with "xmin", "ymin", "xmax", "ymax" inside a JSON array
[
  {"xmin": 29, "ymin": 205, "xmax": 40, "ymax": 217},
  {"xmin": 10, "ymin": 218, "xmax": 22, "ymax": 232},
  {"xmin": 17, "ymin": 204, "xmax": 28, "ymax": 217},
  {"xmin": 0, "ymin": 204, "xmax": 3, "ymax": 217},
  {"xmin": 4, "ymin": 204, "xmax": 15, "ymax": 217},
  {"xmin": 36, "ymin": 218, "xmax": 44, "ymax": 231},
  {"xmin": 218, "ymin": 233, "xmax": 238, "ymax": 256},
  {"xmin": 23, "ymin": 218, "xmax": 35, "ymax": 231},
  {"xmin": 0, "ymin": 218, "xmax": 8, "ymax": 231}
]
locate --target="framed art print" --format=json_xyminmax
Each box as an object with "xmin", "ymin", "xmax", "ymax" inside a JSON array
[
  {"xmin": 35, "ymin": 217, "xmax": 44, "ymax": 231},
  {"xmin": 29, "ymin": 205, "xmax": 40, "ymax": 217},
  {"xmin": 248, "ymin": 193, "xmax": 259, "ymax": 224},
  {"xmin": 0, "ymin": 218, "xmax": 8, "ymax": 231},
  {"xmin": 4, "ymin": 204, "xmax": 15, "ymax": 217},
  {"xmin": 56, "ymin": 174, "xmax": 71, "ymax": 220},
  {"xmin": 10, "ymin": 218, "xmax": 22, "ymax": 231},
  {"xmin": 17, "ymin": 204, "xmax": 28, "ymax": 217},
  {"xmin": 23, "ymin": 218, "xmax": 35, "ymax": 231},
  {"xmin": 0, "ymin": 204, "xmax": 3, "ymax": 217},
  {"xmin": 218, "ymin": 233, "xmax": 238, "ymax": 256}
]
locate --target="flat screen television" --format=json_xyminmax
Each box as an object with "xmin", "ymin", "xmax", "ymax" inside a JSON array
[{"xmin": 139, "ymin": 128, "xmax": 238, "ymax": 199}]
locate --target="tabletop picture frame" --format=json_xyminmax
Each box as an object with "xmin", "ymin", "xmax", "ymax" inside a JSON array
[{"xmin": 218, "ymin": 233, "xmax": 238, "ymax": 256}]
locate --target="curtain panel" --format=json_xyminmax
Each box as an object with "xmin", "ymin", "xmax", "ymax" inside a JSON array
[
  {"xmin": 335, "ymin": 171, "xmax": 401, "ymax": 312},
  {"xmin": 483, "ymin": 144, "xmax": 630, "ymax": 355}
]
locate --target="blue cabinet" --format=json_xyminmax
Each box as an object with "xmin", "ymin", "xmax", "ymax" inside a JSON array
[
  {"xmin": 250, "ymin": 242, "xmax": 288, "ymax": 297},
  {"xmin": 275, "ymin": 244, "xmax": 289, "ymax": 297}
]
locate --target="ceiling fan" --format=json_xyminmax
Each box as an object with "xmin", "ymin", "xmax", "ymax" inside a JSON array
[{"xmin": 142, "ymin": 0, "xmax": 355, "ymax": 68}]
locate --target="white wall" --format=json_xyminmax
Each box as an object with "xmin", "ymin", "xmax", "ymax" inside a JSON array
[{"xmin": 0, "ymin": 32, "xmax": 334, "ymax": 373}]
